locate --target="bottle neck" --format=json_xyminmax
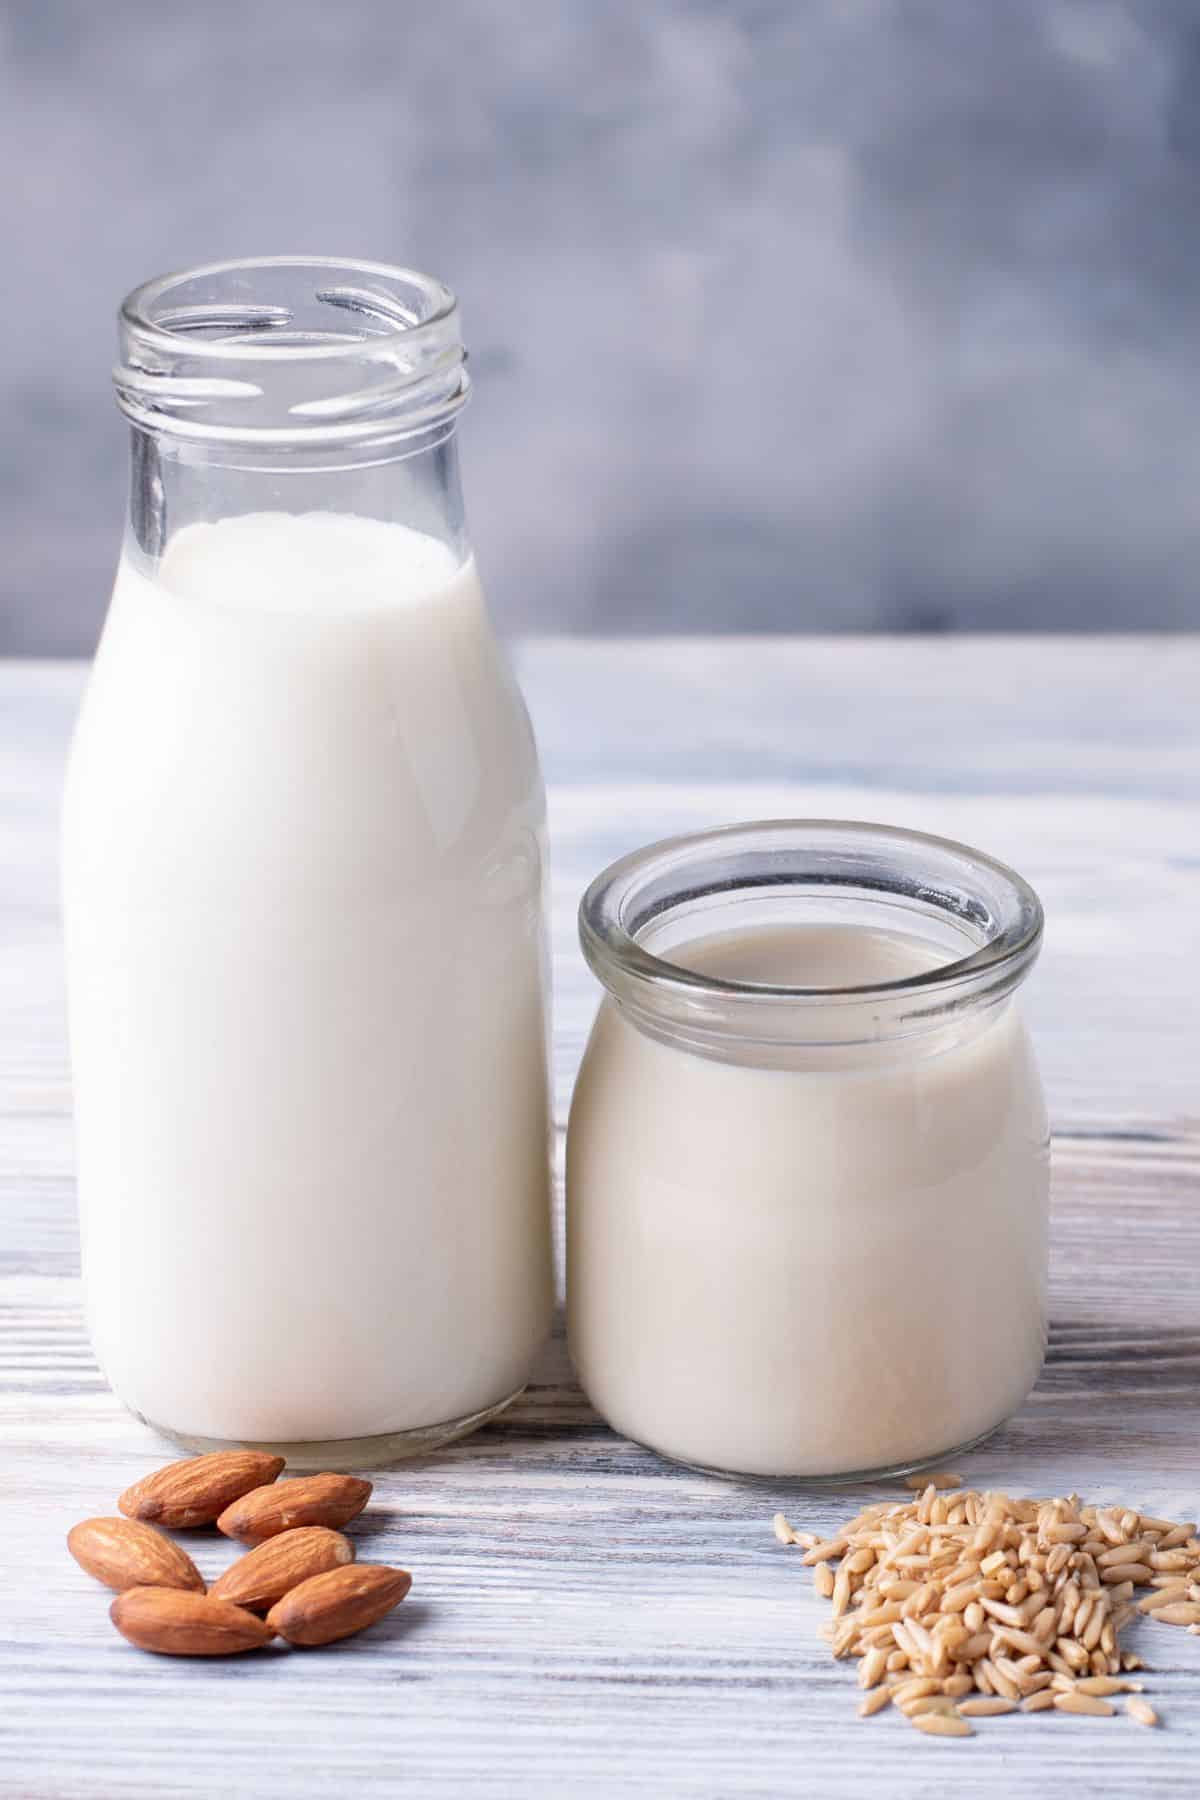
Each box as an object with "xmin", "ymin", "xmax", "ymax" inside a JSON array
[
  {"xmin": 115, "ymin": 258, "xmax": 471, "ymax": 571},
  {"xmin": 127, "ymin": 422, "xmax": 468, "ymax": 571}
]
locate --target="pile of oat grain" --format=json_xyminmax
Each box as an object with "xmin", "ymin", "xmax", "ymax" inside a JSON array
[{"xmin": 774, "ymin": 1472, "xmax": 1200, "ymax": 1737}]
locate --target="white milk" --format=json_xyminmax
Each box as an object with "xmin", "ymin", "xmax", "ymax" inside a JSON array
[
  {"xmin": 567, "ymin": 922, "xmax": 1048, "ymax": 1477},
  {"xmin": 63, "ymin": 511, "xmax": 553, "ymax": 1446}
]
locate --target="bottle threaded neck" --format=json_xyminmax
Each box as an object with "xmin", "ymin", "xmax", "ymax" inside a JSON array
[{"xmin": 114, "ymin": 257, "xmax": 469, "ymax": 451}]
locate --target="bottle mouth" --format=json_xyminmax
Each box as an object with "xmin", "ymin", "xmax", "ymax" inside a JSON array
[
  {"xmin": 579, "ymin": 820, "xmax": 1044, "ymax": 1051},
  {"xmin": 114, "ymin": 256, "xmax": 469, "ymax": 448}
]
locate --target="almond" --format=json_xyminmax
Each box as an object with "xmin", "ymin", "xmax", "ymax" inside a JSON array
[
  {"xmin": 217, "ymin": 1472, "xmax": 372, "ymax": 1544},
  {"xmin": 266, "ymin": 1563, "xmax": 411, "ymax": 1646},
  {"xmin": 118, "ymin": 1451, "xmax": 285, "ymax": 1529},
  {"xmin": 110, "ymin": 1586, "xmax": 275, "ymax": 1656},
  {"xmin": 67, "ymin": 1517, "xmax": 206, "ymax": 1594},
  {"xmin": 209, "ymin": 1527, "xmax": 356, "ymax": 1611}
]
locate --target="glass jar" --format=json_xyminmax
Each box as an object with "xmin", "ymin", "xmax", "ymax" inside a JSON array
[
  {"xmin": 63, "ymin": 258, "xmax": 553, "ymax": 1464},
  {"xmin": 567, "ymin": 821, "xmax": 1048, "ymax": 1480}
]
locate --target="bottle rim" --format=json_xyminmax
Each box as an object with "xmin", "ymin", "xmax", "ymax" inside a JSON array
[{"xmin": 113, "ymin": 256, "xmax": 469, "ymax": 448}]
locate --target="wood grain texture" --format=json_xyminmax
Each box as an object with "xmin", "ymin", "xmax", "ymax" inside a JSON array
[{"xmin": 2, "ymin": 643, "xmax": 1198, "ymax": 1798}]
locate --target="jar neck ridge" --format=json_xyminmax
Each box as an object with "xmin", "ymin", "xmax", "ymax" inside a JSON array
[{"xmin": 580, "ymin": 821, "xmax": 1044, "ymax": 1058}]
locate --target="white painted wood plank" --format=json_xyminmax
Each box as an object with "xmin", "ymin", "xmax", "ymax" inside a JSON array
[{"xmin": 1, "ymin": 646, "xmax": 1198, "ymax": 1798}]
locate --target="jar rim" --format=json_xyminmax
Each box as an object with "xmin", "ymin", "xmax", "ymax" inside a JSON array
[
  {"xmin": 579, "ymin": 820, "xmax": 1043, "ymax": 1045},
  {"xmin": 114, "ymin": 256, "xmax": 469, "ymax": 447}
]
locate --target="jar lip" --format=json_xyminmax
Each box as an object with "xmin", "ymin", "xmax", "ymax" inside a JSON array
[{"xmin": 579, "ymin": 819, "xmax": 1044, "ymax": 1011}]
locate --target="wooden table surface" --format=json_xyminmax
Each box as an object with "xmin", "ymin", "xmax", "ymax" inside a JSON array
[{"xmin": 3, "ymin": 639, "xmax": 1198, "ymax": 1798}]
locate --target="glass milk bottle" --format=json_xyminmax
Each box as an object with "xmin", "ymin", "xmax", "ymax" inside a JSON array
[{"xmin": 63, "ymin": 258, "xmax": 553, "ymax": 1463}]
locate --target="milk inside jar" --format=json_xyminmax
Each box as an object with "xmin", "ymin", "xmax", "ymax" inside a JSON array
[
  {"xmin": 567, "ymin": 822, "xmax": 1049, "ymax": 1480},
  {"xmin": 62, "ymin": 260, "xmax": 553, "ymax": 1459}
]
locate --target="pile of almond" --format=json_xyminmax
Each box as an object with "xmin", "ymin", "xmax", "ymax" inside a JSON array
[{"xmin": 68, "ymin": 1450, "xmax": 412, "ymax": 1657}]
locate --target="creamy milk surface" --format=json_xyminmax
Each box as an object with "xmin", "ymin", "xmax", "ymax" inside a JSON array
[
  {"xmin": 567, "ymin": 922, "xmax": 1049, "ymax": 1477},
  {"xmin": 63, "ymin": 512, "xmax": 553, "ymax": 1443}
]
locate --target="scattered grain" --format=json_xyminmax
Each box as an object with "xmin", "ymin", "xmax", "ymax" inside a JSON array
[
  {"xmin": 858, "ymin": 1647, "xmax": 887, "ymax": 1690},
  {"xmin": 1053, "ymin": 1693, "xmax": 1116, "ymax": 1717},
  {"xmin": 891, "ymin": 1677, "xmax": 940, "ymax": 1704},
  {"xmin": 801, "ymin": 1538, "xmax": 847, "ymax": 1567},
  {"xmin": 1044, "ymin": 1524, "xmax": 1088, "ymax": 1544},
  {"xmin": 857, "ymin": 1687, "xmax": 891, "ymax": 1718},
  {"xmin": 905, "ymin": 1471, "xmax": 963, "ymax": 1492},
  {"xmin": 1151, "ymin": 1550, "xmax": 1196, "ymax": 1572},
  {"xmin": 1101, "ymin": 1563, "xmax": 1153, "ymax": 1586},
  {"xmin": 898, "ymin": 1695, "xmax": 957, "ymax": 1718},
  {"xmin": 775, "ymin": 1483, "xmax": 1199, "ymax": 1732},
  {"xmin": 993, "ymin": 1626, "xmax": 1046, "ymax": 1660}
]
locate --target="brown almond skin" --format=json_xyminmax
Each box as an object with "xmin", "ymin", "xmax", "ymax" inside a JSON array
[
  {"xmin": 266, "ymin": 1563, "xmax": 412, "ymax": 1646},
  {"xmin": 217, "ymin": 1473, "xmax": 372, "ymax": 1545},
  {"xmin": 67, "ymin": 1517, "xmax": 206, "ymax": 1594},
  {"xmin": 209, "ymin": 1527, "xmax": 356, "ymax": 1611},
  {"xmin": 118, "ymin": 1451, "xmax": 286, "ymax": 1529},
  {"xmin": 110, "ymin": 1586, "xmax": 275, "ymax": 1656}
]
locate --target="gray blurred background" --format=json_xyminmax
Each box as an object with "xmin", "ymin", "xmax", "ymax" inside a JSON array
[{"xmin": 3, "ymin": 0, "xmax": 1199, "ymax": 652}]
